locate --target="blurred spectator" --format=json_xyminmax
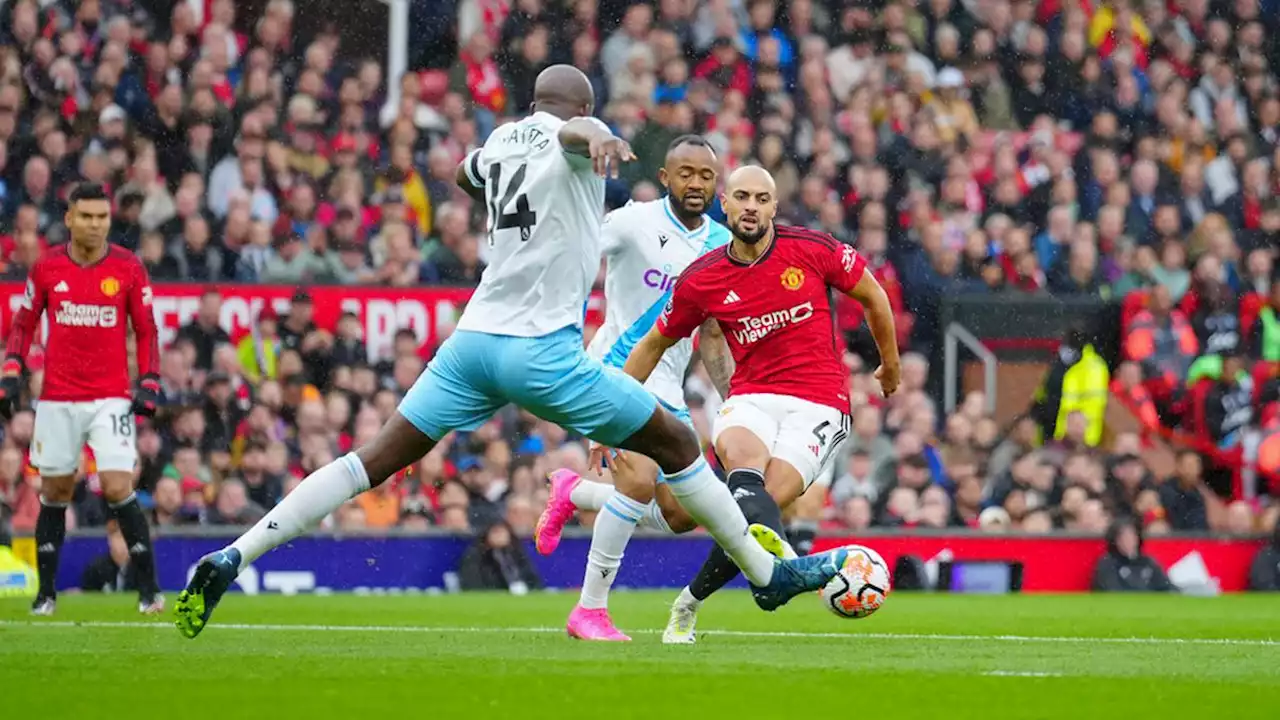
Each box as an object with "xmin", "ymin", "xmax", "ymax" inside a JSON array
[
  {"xmin": 176, "ymin": 289, "xmax": 232, "ymax": 371},
  {"xmin": 208, "ymin": 479, "xmax": 265, "ymax": 525},
  {"xmin": 79, "ymin": 524, "xmax": 138, "ymax": 593},
  {"xmin": 1092, "ymin": 517, "xmax": 1174, "ymax": 592},
  {"xmin": 1250, "ymin": 524, "xmax": 1280, "ymax": 591},
  {"xmin": 457, "ymin": 520, "xmax": 542, "ymax": 592},
  {"xmin": 1159, "ymin": 451, "xmax": 1212, "ymax": 532},
  {"xmin": 237, "ymin": 306, "xmax": 282, "ymax": 383}
]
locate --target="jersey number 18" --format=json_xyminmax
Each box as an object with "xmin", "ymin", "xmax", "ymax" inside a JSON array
[{"xmin": 487, "ymin": 162, "xmax": 538, "ymax": 245}]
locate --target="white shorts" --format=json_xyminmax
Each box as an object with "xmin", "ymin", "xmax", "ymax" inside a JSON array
[
  {"xmin": 711, "ymin": 393, "xmax": 850, "ymax": 491},
  {"xmin": 32, "ymin": 398, "xmax": 137, "ymax": 476}
]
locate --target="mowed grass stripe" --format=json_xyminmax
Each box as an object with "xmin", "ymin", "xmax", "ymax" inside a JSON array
[{"xmin": 3, "ymin": 619, "xmax": 1278, "ymax": 647}]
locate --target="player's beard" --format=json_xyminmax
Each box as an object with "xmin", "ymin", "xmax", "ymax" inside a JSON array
[
  {"xmin": 732, "ymin": 219, "xmax": 769, "ymax": 245},
  {"xmin": 674, "ymin": 191, "xmax": 706, "ymax": 218}
]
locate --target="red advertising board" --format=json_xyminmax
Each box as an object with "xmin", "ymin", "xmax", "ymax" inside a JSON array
[
  {"xmin": 813, "ymin": 535, "xmax": 1266, "ymax": 592},
  {"xmin": 0, "ymin": 282, "xmax": 607, "ymax": 364}
]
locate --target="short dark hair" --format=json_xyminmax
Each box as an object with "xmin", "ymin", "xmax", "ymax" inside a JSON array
[
  {"xmin": 667, "ymin": 134, "xmax": 714, "ymax": 156},
  {"xmin": 68, "ymin": 182, "xmax": 110, "ymax": 204}
]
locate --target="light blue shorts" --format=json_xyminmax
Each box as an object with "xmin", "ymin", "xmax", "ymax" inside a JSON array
[{"xmin": 399, "ymin": 327, "xmax": 658, "ymax": 447}]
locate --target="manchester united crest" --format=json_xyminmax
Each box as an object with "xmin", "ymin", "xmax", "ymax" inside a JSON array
[
  {"xmin": 780, "ymin": 266, "xmax": 805, "ymax": 290},
  {"xmin": 100, "ymin": 277, "xmax": 120, "ymax": 297}
]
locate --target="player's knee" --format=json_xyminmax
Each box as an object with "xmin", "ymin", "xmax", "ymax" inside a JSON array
[
  {"xmin": 39, "ymin": 475, "xmax": 76, "ymax": 503},
  {"xmin": 356, "ymin": 412, "xmax": 438, "ymax": 487},
  {"xmin": 613, "ymin": 464, "xmax": 657, "ymax": 504},
  {"xmin": 99, "ymin": 472, "xmax": 135, "ymax": 504},
  {"xmin": 715, "ymin": 441, "xmax": 768, "ymax": 473}
]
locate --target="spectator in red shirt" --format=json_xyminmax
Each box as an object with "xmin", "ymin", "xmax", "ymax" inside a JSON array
[
  {"xmin": 449, "ymin": 32, "xmax": 504, "ymax": 138},
  {"xmin": 693, "ymin": 37, "xmax": 751, "ymax": 97}
]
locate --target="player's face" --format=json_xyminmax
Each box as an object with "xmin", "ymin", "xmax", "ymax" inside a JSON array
[
  {"xmin": 659, "ymin": 145, "xmax": 718, "ymax": 217},
  {"xmin": 723, "ymin": 180, "xmax": 777, "ymax": 245},
  {"xmin": 66, "ymin": 199, "xmax": 112, "ymax": 246}
]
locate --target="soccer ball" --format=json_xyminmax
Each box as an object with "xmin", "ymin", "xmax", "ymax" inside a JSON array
[{"xmin": 819, "ymin": 545, "xmax": 891, "ymax": 619}]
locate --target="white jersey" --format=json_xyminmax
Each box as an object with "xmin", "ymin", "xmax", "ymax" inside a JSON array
[
  {"xmin": 586, "ymin": 198, "xmax": 731, "ymax": 410},
  {"xmin": 456, "ymin": 112, "xmax": 609, "ymax": 337}
]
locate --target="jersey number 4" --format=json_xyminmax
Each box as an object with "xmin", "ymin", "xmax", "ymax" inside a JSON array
[{"xmin": 487, "ymin": 162, "xmax": 538, "ymax": 244}]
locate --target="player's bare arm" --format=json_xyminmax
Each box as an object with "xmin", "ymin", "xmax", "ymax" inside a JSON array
[
  {"xmin": 698, "ymin": 317, "xmax": 734, "ymax": 399},
  {"xmin": 558, "ymin": 119, "xmax": 635, "ymax": 178},
  {"xmin": 847, "ymin": 270, "xmax": 901, "ymax": 397},
  {"xmin": 622, "ymin": 326, "xmax": 680, "ymax": 384}
]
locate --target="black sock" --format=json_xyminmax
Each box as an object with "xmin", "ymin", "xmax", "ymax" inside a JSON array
[
  {"xmin": 787, "ymin": 520, "xmax": 818, "ymax": 557},
  {"xmin": 688, "ymin": 469, "xmax": 786, "ymax": 601},
  {"xmin": 109, "ymin": 494, "xmax": 158, "ymax": 595},
  {"xmin": 35, "ymin": 501, "xmax": 67, "ymax": 598}
]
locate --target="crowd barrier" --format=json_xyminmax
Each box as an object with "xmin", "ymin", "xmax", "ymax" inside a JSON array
[{"xmin": 9, "ymin": 531, "xmax": 1266, "ymax": 594}]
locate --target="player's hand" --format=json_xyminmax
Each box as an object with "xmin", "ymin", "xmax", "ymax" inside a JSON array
[
  {"xmin": 0, "ymin": 356, "xmax": 23, "ymax": 421},
  {"xmin": 588, "ymin": 443, "xmax": 610, "ymax": 473},
  {"xmin": 609, "ymin": 449, "xmax": 638, "ymax": 483},
  {"xmin": 131, "ymin": 374, "xmax": 161, "ymax": 417},
  {"xmin": 874, "ymin": 362, "xmax": 900, "ymax": 398},
  {"xmin": 588, "ymin": 136, "xmax": 635, "ymax": 178}
]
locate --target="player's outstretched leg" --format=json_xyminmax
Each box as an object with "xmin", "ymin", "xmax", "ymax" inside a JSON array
[
  {"xmin": 174, "ymin": 412, "xmax": 435, "ymax": 639},
  {"xmin": 617, "ymin": 409, "xmax": 847, "ymax": 612},
  {"xmin": 31, "ymin": 488, "xmax": 73, "ymax": 615},
  {"xmin": 101, "ymin": 473, "xmax": 163, "ymax": 614},
  {"xmin": 536, "ymin": 467, "xmax": 681, "ymax": 556}
]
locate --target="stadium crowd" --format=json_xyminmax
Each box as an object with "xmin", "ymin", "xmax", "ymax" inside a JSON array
[{"xmin": 1, "ymin": 0, "xmax": 1279, "ymax": 551}]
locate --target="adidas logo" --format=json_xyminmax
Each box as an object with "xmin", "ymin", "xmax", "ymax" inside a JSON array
[
  {"xmin": 37, "ymin": 543, "xmax": 55, "ymax": 553},
  {"xmin": 128, "ymin": 542, "xmax": 148, "ymax": 555},
  {"xmin": 53, "ymin": 281, "xmax": 69, "ymax": 293},
  {"xmin": 723, "ymin": 290, "xmax": 741, "ymax": 304}
]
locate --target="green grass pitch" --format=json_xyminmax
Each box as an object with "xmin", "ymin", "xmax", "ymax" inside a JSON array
[{"xmin": 3, "ymin": 591, "xmax": 1278, "ymax": 719}]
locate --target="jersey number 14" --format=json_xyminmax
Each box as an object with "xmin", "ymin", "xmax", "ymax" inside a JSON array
[{"xmin": 488, "ymin": 162, "xmax": 538, "ymax": 245}]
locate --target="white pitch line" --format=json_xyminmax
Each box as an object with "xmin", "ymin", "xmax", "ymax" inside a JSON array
[
  {"xmin": 984, "ymin": 671, "xmax": 1065, "ymax": 678},
  {"xmin": 1, "ymin": 620, "xmax": 1278, "ymax": 648}
]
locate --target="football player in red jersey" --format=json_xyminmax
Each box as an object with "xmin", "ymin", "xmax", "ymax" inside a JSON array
[
  {"xmin": 0, "ymin": 183, "xmax": 164, "ymax": 616},
  {"xmin": 624, "ymin": 165, "xmax": 901, "ymax": 643}
]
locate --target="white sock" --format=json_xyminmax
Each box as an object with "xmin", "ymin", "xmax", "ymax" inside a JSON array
[
  {"xmin": 230, "ymin": 453, "xmax": 370, "ymax": 568},
  {"xmin": 637, "ymin": 500, "xmax": 676, "ymax": 534},
  {"xmin": 580, "ymin": 492, "xmax": 645, "ymax": 609},
  {"xmin": 569, "ymin": 477, "xmax": 615, "ymax": 511},
  {"xmin": 674, "ymin": 585, "xmax": 701, "ymax": 610},
  {"xmin": 663, "ymin": 459, "xmax": 776, "ymax": 586}
]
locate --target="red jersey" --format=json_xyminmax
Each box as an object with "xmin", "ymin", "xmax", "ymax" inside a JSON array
[
  {"xmin": 657, "ymin": 224, "xmax": 867, "ymax": 413},
  {"xmin": 5, "ymin": 244, "xmax": 159, "ymax": 402}
]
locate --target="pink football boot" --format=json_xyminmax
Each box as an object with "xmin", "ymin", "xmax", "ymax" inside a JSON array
[
  {"xmin": 534, "ymin": 469, "xmax": 581, "ymax": 556},
  {"xmin": 565, "ymin": 605, "xmax": 631, "ymax": 642}
]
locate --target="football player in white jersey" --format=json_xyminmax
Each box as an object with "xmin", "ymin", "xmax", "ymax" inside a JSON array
[
  {"xmin": 175, "ymin": 65, "xmax": 854, "ymax": 640},
  {"xmin": 532, "ymin": 135, "xmax": 734, "ymax": 639}
]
